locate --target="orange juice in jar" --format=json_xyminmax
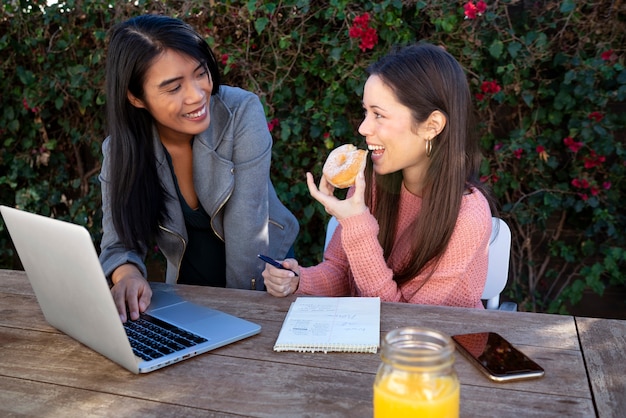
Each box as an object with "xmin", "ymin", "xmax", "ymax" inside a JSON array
[{"xmin": 373, "ymin": 327, "xmax": 459, "ymax": 418}]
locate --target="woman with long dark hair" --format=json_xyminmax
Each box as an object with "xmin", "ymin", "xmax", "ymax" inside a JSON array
[
  {"xmin": 263, "ymin": 43, "xmax": 495, "ymax": 308},
  {"xmin": 99, "ymin": 15, "xmax": 298, "ymax": 322}
]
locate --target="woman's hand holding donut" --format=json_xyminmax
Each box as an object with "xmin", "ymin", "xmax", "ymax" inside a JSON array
[
  {"xmin": 262, "ymin": 258, "xmax": 300, "ymax": 297},
  {"xmin": 306, "ymin": 167, "xmax": 367, "ymax": 221}
]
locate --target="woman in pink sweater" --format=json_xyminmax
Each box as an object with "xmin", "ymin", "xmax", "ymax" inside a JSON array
[{"xmin": 262, "ymin": 43, "xmax": 496, "ymax": 308}]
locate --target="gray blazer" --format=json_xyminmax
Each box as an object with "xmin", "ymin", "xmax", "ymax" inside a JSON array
[{"xmin": 99, "ymin": 86, "xmax": 299, "ymax": 290}]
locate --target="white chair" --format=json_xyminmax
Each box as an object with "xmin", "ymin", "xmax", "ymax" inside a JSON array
[
  {"xmin": 324, "ymin": 216, "xmax": 516, "ymax": 311},
  {"xmin": 323, "ymin": 216, "xmax": 339, "ymax": 251},
  {"xmin": 482, "ymin": 217, "xmax": 516, "ymax": 311}
]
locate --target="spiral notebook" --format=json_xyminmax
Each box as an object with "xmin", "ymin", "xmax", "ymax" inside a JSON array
[{"xmin": 273, "ymin": 297, "xmax": 380, "ymax": 353}]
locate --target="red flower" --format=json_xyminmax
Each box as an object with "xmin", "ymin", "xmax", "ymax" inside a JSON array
[
  {"xmin": 359, "ymin": 27, "xmax": 378, "ymax": 51},
  {"xmin": 480, "ymin": 80, "xmax": 501, "ymax": 94},
  {"xmin": 601, "ymin": 49, "xmax": 616, "ymax": 61},
  {"xmin": 480, "ymin": 174, "xmax": 499, "ymax": 184},
  {"xmin": 513, "ymin": 148, "xmax": 523, "ymax": 159},
  {"xmin": 563, "ymin": 137, "xmax": 583, "ymax": 153},
  {"xmin": 571, "ymin": 178, "xmax": 590, "ymax": 189},
  {"xmin": 353, "ymin": 13, "xmax": 370, "ymax": 28},
  {"xmin": 267, "ymin": 118, "xmax": 280, "ymax": 132},
  {"xmin": 588, "ymin": 111, "xmax": 604, "ymax": 122},
  {"xmin": 221, "ymin": 54, "xmax": 229, "ymax": 66},
  {"xmin": 583, "ymin": 151, "xmax": 606, "ymax": 169},
  {"xmin": 323, "ymin": 132, "xmax": 330, "ymax": 139},
  {"xmin": 536, "ymin": 145, "xmax": 549, "ymax": 162},
  {"xmin": 464, "ymin": 1, "xmax": 487, "ymax": 19},
  {"xmin": 22, "ymin": 98, "xmax": 39, "ymax": 113},
  {"xmin": 603, "ymin": 181, "xmax": 611, "ymax": 190},
  {"xmin": 349, "ymin": 13, "xmax": 378, "ymax": 52}
]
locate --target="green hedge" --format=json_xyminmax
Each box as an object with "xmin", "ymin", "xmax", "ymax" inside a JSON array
[{"xmin": 1, "ymin": 0, "xmax": 625, "ymax": 314}]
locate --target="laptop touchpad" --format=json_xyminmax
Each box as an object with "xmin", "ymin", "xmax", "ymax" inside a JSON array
[{"xmin": 149, "ymin": 301, "xmax": 221, "ymax": 328}]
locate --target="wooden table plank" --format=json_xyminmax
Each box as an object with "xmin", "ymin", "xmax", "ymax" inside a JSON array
[
  {"xmin": 576, "ymin": 317, "xmax": 626, "ymax": 418},
  {"xmin": 0, "ymin": 376, "xmax": 214, "ymax": 418}
]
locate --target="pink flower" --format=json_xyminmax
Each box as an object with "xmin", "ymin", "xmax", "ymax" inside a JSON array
[
  {"xmin": 588, "ymin": 111, "xmax": 604, "ymax": 122},
  {"xmin": 349, "ymin": 13, "xmax": 378, "ymax": 51},
  {"xmin": 564, "ymin": 137, "xmax": 583, "ymax": 153},
  {"xmin": 513, "ymin": 148, "xmax": 523, "ymax": 159},
  {"xmin": 464, "ymin": 1, "xmax": 487, "ymax": 19},
  {"xmin": 267, "ymin": 118, "xmax": 280, "ymax": 132},
  {"xmin": 603, "ymin": 181, "xmax": 611, "ymax": 190},
  {"xmin": 494, "ymin": 143, "xmax": 503, "ymax": 151}
]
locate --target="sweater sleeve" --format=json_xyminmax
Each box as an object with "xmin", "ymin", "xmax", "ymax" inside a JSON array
[{"xmin": 295, "ymin": 219, "xmax": 352, "ymax": 296}]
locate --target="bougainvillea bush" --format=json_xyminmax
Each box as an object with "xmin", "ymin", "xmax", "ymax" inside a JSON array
[{"xmin": 1, "ymin": 0, "xmax": 624, "ymax": 314}]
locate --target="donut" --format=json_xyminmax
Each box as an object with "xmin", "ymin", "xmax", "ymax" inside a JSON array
[{"xmin": 322, "ymin": 144, "xmax": 368, "ymax": 189}]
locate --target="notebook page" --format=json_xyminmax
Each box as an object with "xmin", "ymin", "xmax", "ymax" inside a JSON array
[{"xmin": 273, "ymin": 297, "xmax": 380, "ymax": 353}]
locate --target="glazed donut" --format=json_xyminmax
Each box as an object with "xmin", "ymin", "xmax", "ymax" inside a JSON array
[{"xmin": 322, "ymin": 144, "xmax": 368, "ymax": 189}]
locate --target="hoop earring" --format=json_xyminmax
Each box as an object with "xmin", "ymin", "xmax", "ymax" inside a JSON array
[{"xmin": 425, "ymin": 138, "xmax": 433, "ymax": 158}]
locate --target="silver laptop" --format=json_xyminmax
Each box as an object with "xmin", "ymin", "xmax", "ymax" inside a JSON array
[{"xmin": 0, "ymin": 205, "xmax": 261, "ymax": 374}]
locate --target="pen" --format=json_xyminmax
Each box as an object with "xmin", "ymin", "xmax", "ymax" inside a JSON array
[{"xmin": 258, "ymin": 254, "xmax": 299, "ymax": 276}]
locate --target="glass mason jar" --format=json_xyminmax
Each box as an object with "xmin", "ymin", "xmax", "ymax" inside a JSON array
[{"xmin": 373, "ymin": 327, "xmax": 460, "ymax": 418}]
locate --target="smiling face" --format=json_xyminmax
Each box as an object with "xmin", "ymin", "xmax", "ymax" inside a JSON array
[
  {"xmin": 127, "ymin": 49, "xmax": 213, "ymax": 145},
  {"xmin": 359, "ymin": 74, "xmax": 436, "ymax": 194}
]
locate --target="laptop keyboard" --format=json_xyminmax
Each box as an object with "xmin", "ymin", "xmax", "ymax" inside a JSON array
[{"xmin": 123, "ymin": 314, "xmax": 208, "ymax": 361}]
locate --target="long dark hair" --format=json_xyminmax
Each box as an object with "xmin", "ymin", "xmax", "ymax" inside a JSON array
[
  {"xmin": 363, "ymin": 43, "xmax": 496, "ymax": 284},
  {"xmin": 104, "ymin": 14, "xmax": 221, "ymax": 251}
]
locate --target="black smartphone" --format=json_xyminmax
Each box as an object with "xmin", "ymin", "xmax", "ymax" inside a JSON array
[{"xmin": 451, "ymin": 332, "xmax": 545, "ymax": 382}]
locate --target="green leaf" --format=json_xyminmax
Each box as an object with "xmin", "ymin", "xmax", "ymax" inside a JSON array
[
  {"xmin": 254, "ymin": 17, "xmax": 270, "ymax": 34},
  {"xmin": 560, "ymin": 0, "xmax": 576, "ymax": 13},
  {"xmin": 489, "ymin": 40, "xmax": 504, "ymax": 59},
  {"xmin": 507, "ymin": 42, "xmax": 522, "ymax": 59}
]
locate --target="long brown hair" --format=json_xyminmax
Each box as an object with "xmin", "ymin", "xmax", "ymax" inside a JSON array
[{"xmin": 363, "ymin": 43, "xmax": 495, "ymax": 285}]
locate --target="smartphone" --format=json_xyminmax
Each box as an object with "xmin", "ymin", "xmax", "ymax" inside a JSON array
[{"xmin": 451, "ymin": 332, "xmax": 545, "ymax": 382}]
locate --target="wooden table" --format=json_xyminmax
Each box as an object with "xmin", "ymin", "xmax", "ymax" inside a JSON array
[{"xmin": 1, "ymin": 269, "xmax": 623, "ymax": 417}]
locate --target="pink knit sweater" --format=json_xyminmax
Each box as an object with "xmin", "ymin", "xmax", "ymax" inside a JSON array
[{"xmin": 297, "ymin": 184, "xmax": 492, "ymax": 308}]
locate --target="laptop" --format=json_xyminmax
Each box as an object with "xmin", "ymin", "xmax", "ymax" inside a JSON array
[{"xmin": 0, "ymin": 205, "xmax": 261, "ymax": 374}]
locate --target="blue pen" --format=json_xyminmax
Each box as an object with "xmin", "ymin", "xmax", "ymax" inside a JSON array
[{"xmin": 258, "ymin": 254, "xmax": 299, "ymax": 276}]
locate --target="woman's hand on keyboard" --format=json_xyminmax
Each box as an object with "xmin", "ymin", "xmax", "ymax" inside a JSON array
[{"xmin": 110, "ymin": 263, "xmax": 153, "ymax": 322}]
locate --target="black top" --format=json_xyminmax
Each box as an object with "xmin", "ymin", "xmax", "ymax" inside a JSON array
[{"xmin": 164, "ymin": 147, "xmax": 226, "ymax": 287}]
